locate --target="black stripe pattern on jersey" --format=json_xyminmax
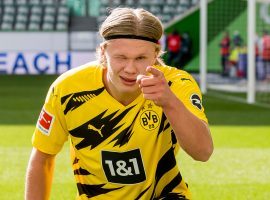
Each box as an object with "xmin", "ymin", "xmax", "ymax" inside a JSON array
[
  {"xmin": 77, "ymin": 183, "xmax": 122, "ymax": 198},
  {"xmin": 155, "ymin": 147, "xmax": 177, "ymax": 183},
  {"xmin": 74, "ymin": 167, "xmax": 92, "ymax": 176},
  {"xmin": 171, "ymin": 130, "xmax": 177, "ymax": 146},
  {"xmin": 73, "ymin": 157, "xmax": 96, "ymax": 178},
  {"xmin": 61, "ymin": 87, "xmax": 105, "ymax": 114},
  {"xmin": 149, "ymin": 147, "xmax": 184, "ymax": 199},
  {"xmin": 135, "ymin": 184, "xmax": 152, "ymax": 200},
  {"xmin": 69, "ymin": 106, "xmax": 135, "ymax": 150},
  {"xmin": 73, "ymin": 157, "xmax": 79, "ymax": 164},
  {"xmin": 158, "ymin": 113, "xmax": 170, "ymax": 136},
  {"xmin": 109, "ymin": 111, "xmax": 140, "ymax": 147},
  {"xmin": 159, "ymin": 173, "xmax": 184, "ymax": 198},
  {"xmin": 155, "ymin": 192, "xmax": 188, "ymax": 200},
  {"xmin": 109, "ymin": 124, "xmax": 134, "ymax": 147}
]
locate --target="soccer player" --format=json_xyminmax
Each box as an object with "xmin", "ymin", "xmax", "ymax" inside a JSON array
[
  {"xmin": 25, "ymin": 7, "xmax": 213, "ymax": 200},
  {"xmin": 219, "ymin": 31, "xmax": 230, "ymax": 76}
]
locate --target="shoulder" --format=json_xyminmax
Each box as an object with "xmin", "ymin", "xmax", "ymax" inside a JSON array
[
  {"xmin": 56, "ymin": 61, "xmax": 100, "ymax": 82},
  {"xmin": 54, "ymin": 61, "xmax": 100, "ymax": 85},
  {"xmin": 155, "ymin": 65, "xmax": 196, "ymax": 85},
  {"xmin": 49, "ymin": 61, "xmax": 103, "ymax": 95}
]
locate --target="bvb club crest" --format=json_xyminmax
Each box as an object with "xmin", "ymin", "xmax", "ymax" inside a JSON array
[{"xmin": 140, "ymin": 109, "xmax": 160, "ymax": 131}]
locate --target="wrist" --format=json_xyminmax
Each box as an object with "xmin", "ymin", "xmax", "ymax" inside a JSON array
[{"xmin": 162, "ymin": 93, "xmax": 182, "ymax": 112}]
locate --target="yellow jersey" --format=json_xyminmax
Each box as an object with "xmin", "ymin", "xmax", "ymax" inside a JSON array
[{"xmin": 33, "ymin": 62, "xmax": 208, "ymax": 200}]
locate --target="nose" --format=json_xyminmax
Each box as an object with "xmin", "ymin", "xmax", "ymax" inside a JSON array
[{"xmin": 124, "ymin": 59, "xmax": 137, "ymax": 74}]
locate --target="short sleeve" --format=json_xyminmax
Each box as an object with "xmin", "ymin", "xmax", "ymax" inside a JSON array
[
  {"xmin": 170, "ymin": 73, "xmax": 208, "ymax": 123},
  {"xmin": 32, "ymin": 84, "xmax": 68, "ymax": 154}
]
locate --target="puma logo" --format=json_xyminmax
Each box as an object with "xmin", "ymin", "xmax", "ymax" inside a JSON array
[
  {"xmin": 181, "ymin": 78, "xmax": 192, "ymax": 82},
  {"xmin": 88, "ymin": 124, "xmax": 104, "ymax": 137}
]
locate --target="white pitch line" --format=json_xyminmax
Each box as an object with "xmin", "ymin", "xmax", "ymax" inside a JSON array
[{"xmin": 207, "ymin": 91, "xmax": 270, "ymax": 109}]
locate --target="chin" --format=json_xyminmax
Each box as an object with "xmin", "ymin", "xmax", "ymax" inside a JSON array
[{"xmin": 119, "ymin": 85, "xmax": 140, "ymax": 94}]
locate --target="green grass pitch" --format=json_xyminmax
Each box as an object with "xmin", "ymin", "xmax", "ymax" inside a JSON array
[{"xmin": 0, "ymin": 75, "xmax": 269, "ymax": 199}]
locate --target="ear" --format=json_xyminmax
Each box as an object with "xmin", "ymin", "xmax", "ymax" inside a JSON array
[
  {"xmin": 100, "ymin": 43, "xmax": 106, "ymax": 55},
  {"xmin": 99, "ymin": 43, "xmax": 107, "ymax": 68},
  {"xmin": 153, "ymin": 49, "xmax": 159, "ymax": 64}
]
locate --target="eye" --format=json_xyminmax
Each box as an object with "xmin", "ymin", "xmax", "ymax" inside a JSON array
[
  {"xmin": 136, "ymin": 56, "xmax": 146, "ymax": 60},
  {"xmin": 115, "ymin": 56, "xmax": 126, "ymax": 60}
]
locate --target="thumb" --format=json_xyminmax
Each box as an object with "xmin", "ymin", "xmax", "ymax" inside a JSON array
[{"xmin": 136, "ymin": 74, "xmax": 147, "ymax": 84}]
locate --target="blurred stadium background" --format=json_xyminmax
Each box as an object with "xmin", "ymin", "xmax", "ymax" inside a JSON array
[{"xmin": 0, "ymin": 0, "xmax": 270, "ymax": 199}]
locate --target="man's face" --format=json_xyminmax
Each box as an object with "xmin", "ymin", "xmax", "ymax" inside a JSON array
[{"xmin": 103, "ymin": 39, "xmax": 157, "ymax": 97}]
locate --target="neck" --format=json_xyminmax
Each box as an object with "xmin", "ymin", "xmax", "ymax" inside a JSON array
[
  {"xmin": 119, "ymin": 93, "xmax": 140, "ymax": 106},
  {"xmin": 106, "ymin": 84, "xmax": 141, "ymax": 106}
]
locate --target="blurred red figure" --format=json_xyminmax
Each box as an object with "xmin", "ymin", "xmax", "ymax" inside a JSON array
[
  {"xmin": 219, "ymin": 31, "xmax": 230, "ymax": 76},
  {"xmin": 166, "ymin": 30, "xmax": 182, "ymax": 68},
  {"xmin": 261, "ymin": 30, "xmax": 270, "ymax": 79}
]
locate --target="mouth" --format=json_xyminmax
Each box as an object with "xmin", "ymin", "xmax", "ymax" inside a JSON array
[{"xmin": 120, "ymin": 76, "xmax": 137, "ymax": 85}]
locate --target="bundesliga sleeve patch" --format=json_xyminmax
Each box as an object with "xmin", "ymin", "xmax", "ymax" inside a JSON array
[
  {"xmin": 37, "ymin": 108, "xmax": 55, "ymax": 136},
  {"xmin": 190, "ymin": 93, "xmax": 202, "ymax": 110}
]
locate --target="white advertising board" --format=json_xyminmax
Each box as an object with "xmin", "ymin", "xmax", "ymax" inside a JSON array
[{"xmin": 0, "ymin": 51, "xmax": 96, "ymax": 74}]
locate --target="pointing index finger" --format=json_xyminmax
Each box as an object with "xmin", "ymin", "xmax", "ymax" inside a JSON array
[{"xmin": 146, "ymin": 66, "xmax": 162, "ymax": 77}]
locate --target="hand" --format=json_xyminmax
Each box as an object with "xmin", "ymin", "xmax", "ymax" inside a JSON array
[{"xmin": 136, "ymin": 66, "xmax": 174, "ymax": 107}]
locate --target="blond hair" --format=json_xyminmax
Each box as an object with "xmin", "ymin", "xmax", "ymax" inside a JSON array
[{"xmin": 97, "ymin": 7, "xmax": 165, "ymax": 66}]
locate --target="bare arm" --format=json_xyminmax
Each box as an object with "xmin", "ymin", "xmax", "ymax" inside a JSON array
[
  {"xmin": 137, "ymin": 66, "xmax": 213, "ymax": 161},
  {"xmin": 162, "ymin": 94, "xmax": 213, "ymax": 161},
  {"xmin": 25, "ymin": 148, "xmax": 56, "ymax": 200}
]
